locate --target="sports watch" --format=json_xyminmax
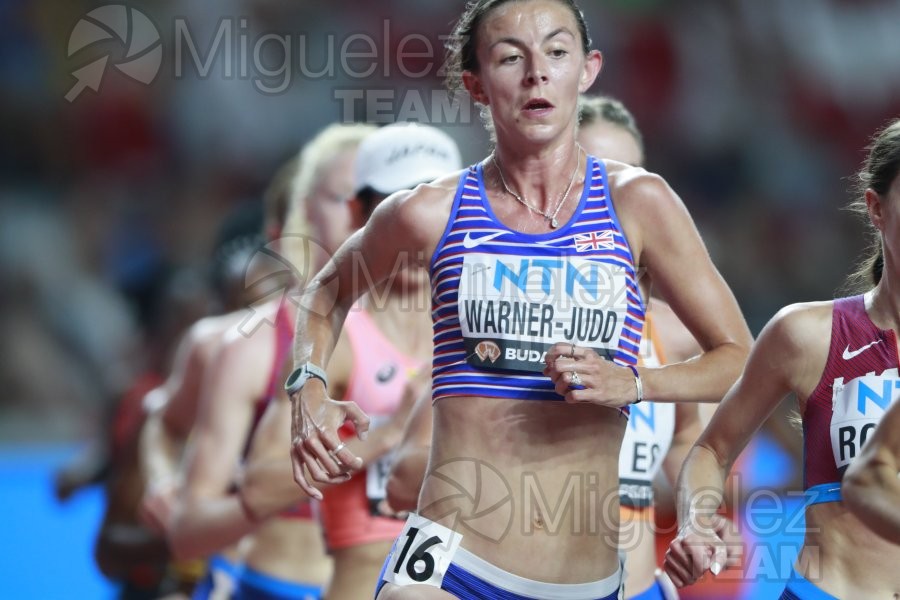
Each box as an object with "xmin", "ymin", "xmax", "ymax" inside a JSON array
[{"xmin": 284, "ymin": 362, "xmax": 328, "ymax": 396}]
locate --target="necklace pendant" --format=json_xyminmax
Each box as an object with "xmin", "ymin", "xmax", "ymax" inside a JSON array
[{"xmin": 550, "ymin": 217, "xmax": 559, "ymax": 228}]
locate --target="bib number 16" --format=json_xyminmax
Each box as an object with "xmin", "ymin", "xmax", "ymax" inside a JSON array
[
  {"xmin": 393, "ymin": 527, "xmax": 442, "ymax": 581},
  {"xmin": 385, "ymin": 515, "xmax": 462, "ymax": 588}
]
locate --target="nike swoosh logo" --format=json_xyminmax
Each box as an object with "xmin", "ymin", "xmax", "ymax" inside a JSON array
[
  {"xmin": 462, "ymin": 230, "xmax": 510, "ymax": 249},
  {"xmin": 842, "ymin": 339, "xmax": 882, "ymax": 360}
]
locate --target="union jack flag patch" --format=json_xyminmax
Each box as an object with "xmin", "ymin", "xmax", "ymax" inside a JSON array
[{"xmin": 574, "ymin": 231, "xmax": 615, "ymax": 252}]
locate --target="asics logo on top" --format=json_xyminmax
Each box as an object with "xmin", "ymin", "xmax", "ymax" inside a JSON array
[
  {"xmin": 462, "ymin": 230, "xmax": 511, "ymax": 249},
  {"xmin": 376, "ymin": 364, "xmax": 398, "ymax": 383},
  {"xmin": 842, "ymin": 339, "xmax": 883, "ymax": 360}
]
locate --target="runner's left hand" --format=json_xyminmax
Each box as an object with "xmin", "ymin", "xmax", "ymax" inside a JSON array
[{"xmin": 543, "ymin": 343, "xmax": 639, "ymax": 408}]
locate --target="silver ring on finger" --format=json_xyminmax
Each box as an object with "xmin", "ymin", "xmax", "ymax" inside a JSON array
[
  {"xmin": 331, "ymin": 441, "xmax": 347, "ymax": 456},
  {"xmin": 570, "ymin": 371, "xmax": 583, "ymax": 386}
]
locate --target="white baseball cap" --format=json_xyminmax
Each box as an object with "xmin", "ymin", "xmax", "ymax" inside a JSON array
[{"xmin": 354, "ymin": 122, "xmax": 462, "ymax": 195}]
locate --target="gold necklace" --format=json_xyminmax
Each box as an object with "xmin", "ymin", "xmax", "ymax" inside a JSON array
[{"xmin": 493, "ymin": 147, "xmax": 582, "ymax": 229}]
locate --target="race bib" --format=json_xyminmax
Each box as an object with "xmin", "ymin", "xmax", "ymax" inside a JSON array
[
  {"xmin": 383, "ymin": 514, "xmax": 463, "ymax": 588},
  {"xmin": 366, "ymin": 415, "xmax": 394, "ymax": 514},
  {"xmin": 618, "ymin": 402, "xmax": 675, "ymax": 507},
  {"xmin": 830, "ymin": 368, "xmax": 900, "ymax": 472},
  {"xmin": 458, "ymin": 252, "xmax": 631, "ymax": 372}
]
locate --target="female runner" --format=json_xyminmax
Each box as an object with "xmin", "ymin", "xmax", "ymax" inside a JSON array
[
  {"xmin": 665, "ymin": 119, "xmax": 900, "ymax": 599},
  {"xmin": 291, "ymin": 2, "xmax": 751, "ymax": 598}
]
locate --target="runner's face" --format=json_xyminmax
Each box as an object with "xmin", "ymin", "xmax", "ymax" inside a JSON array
[
  {"xmin": 306, "ymin": 147, "xmax": 357, "ymax": 265},
  {"xmin": 577, "ymin": 120, "xmax": 644, "ymax": 168},
  {"xmin": 467, "ymin": 0, "xmax": 599, "ymax": 147}
]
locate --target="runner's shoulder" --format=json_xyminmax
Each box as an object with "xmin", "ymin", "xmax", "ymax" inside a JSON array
[
  {"xmin": 390, "ymin": 169, "xmax": 462, "ymax": 215},
  {"xmin": 761, "ymin": 301, "xmax": 833, "ymax": 357},
  {"xmin": 372, "ymin": 169, "xmax": 465, "ymax": 243}
]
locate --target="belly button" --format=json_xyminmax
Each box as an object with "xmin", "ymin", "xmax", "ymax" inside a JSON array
[{"xmin": 533, "ymin": 510, "xmax": 544, "ymax": 530}]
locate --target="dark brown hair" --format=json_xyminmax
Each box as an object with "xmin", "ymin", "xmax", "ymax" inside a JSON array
[
  {"xmin": 845, "ymin": 119, "xmax": 900, "ymax": 292},
  {"xmin": 445, "ymin": 0, "xmax": 591, "ymax": 99}
]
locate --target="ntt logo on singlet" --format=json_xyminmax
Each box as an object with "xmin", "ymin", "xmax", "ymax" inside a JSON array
[{"xmin": 66, "ymin": 5, "xmax": 162, "ymax": 102}]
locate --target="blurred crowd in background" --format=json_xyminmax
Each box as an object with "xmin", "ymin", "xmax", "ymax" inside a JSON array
[
  {"xmin": 4, "ymin": 0, "xmax": 900, "ymax": 443},
  {"xmin": 1, "ymin": 0, "xmax": 900, "ymax": 595}
]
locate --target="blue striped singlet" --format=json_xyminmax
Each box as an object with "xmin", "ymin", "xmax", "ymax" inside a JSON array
[{"xmin": 431, "ymin": 156, "xmax": 646, "ymax": 402}]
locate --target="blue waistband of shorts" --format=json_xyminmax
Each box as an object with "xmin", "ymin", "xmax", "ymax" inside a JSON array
[
  {"xmin": 235, "ymin": 565, "xmax": 322, "ymax": 600},
  {"xmin": 442, "ymin": 548, "xmax": 622, "ymax": 600},
  {"xmin": 376, "ymin": 519, "xmax": 624, "ymax": 600},
  {"xmin": 192, "ymin": 554, "xmax": 238, "ymax": 600},
  {"xmin": 780, "ymin": 566, "xmax": 838, "ymax": 600},
  {"xmin": 804, "ymin": 483, "xmax": 842, "ymax": 507},
  {"xmin": 628, "ymin": 580, "xmax": 663, "ymax": 600},
  {"xmin": 208, "ymin": 554, "xmax": 238, "ymax": 577}
]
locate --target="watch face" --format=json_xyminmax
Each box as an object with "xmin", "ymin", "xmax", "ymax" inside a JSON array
[
  {"xmin": 285, "ymin": 367, "xmax": 307, "ymax": 391},
  {"xmin": 285, "ymin": 363, "xmax": 326, "ymax": 393}
]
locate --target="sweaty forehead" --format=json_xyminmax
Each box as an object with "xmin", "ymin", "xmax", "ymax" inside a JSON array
[{"xmin": 479, "ymin": 0, "xmax": 578, "ymax": 46}]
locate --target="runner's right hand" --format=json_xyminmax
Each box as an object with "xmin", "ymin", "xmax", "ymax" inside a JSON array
[
  {"xmin": 664, "ymin": 516, "xmax": 730, "ymax": 588},
  {"xmin": 290, "ymin": 380, "xmax": 370, "ymax": 500}
]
